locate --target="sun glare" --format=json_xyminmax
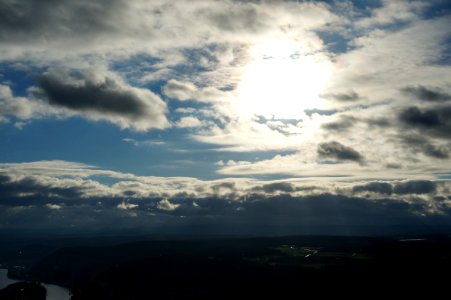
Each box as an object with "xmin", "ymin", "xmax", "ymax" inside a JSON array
[{"xmin": 238, "ymin": 39, "xmax": 332, "ymax": 119}]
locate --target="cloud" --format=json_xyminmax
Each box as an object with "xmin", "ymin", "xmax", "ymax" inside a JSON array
[
  {"xmin": 1, "ymin": 190, "xmax": 450, "ymax": 235},
  {"xmin": 321, "ymin": 115, "xmax": 357, "ymax": 131},
  {"xmin": 0, "ymin": 160, "xmax": 134, "ymax": 179},
  {"xmin": 163, "ymin": 80, "xmax": 199, "ymax": 102},
  {"xmin": 45, "ymin": 203, "xmax": 62, "ymax": 210},
  {"xmin": 401, "ymin": 85, "xmax": 451, "ymax": 102},
  {"xmin": 117, "ymin": 201, "xmax": 139, "ymax": 210},
  {"xmin": 191, "ymin": 118, "xmax": 308, "ymax": 152},
  {"xmin": 0, "ymin": 160, "xmax": 449, "ymax": 234},
  {"xmin": 0, "ymin": 0, "xmax": 338, "ymax": 61},
  {"xmin": 122, "ymin": 138, "xmax": 166, "ymax": 147},
  {"xmin": 356, "ymin": 0, "xmax": 426, "ymax": 28},
  {"xmin": 353, "ymin": 182, "xmax": 393, "ymax": 195},
  {"xmin": 252, "ymin": 182, "xmax": 296, "ymax": 194},
  {"xmin": 0, "ymin": 84, "xmax": 49, "ymax": 122},
  {"xmin": 175, "ymin": 116, "xmax": 203, "ymax": 128},
  {"xmin": 320, "ymin": 91, "xmax": 361, "ymax": 102},
  {"xmin": 156, "ymin": 198, "xmax": 180, "ymax": 211},
  {"xmin": 317, "ymin": 141, "xmax": 364, "ymax": 163},
  {"xmin": 352, "ymin": 180, "xmax": 438, "ymax": 196},
  {"xmin": 393, "ymin": 180, "xmax": 436, "ymax": 195},
  {"xmin": 0, "ymin": 173, "xmax": 95, "ymax": 200},
  {"xmin": 399, "ymin": 106, "xmax": 451, "ymax": 138},
  {"xmin": 32, "ymin": 68, "xmax": 169, "ymax": 131},
  {"xmin": 400, "ymin": 134, "xmax": 449, "ymax": 159},
  {"xmin": 329, "ymin": 15, "xmax": 451, "ymax": 108},
  {"xmin": 211, "ymin": 182, "xmax": 236, "ymax": 194}
]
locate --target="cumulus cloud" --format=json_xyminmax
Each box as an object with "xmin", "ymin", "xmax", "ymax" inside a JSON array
[
  {"xmin": 45, "ymin": 203, "xmax": 62, "ymax": 210},
  {"xmin": 401, "ymin": 86, "xmax": 451, "ymax": 102},
  {"xmin": 252, "ymin": 182, "xmax": 296, "ymax": 194},
  {"xmin": 163, "ymin": 80, "xmax": 199, "ymax": 102},
  {"xmin": 393, "ymin": 180, "xmax": 436, "ymax": 195},
  {"xmin": 317, "ymin": 141, "xmax": 364, "ymax": 163},
  {"xmin": 1, "ymin": 68, "xmax": 170, "ymax": 131},
  {"xmin": 0, "ymin": 84, "xmax": 48, "ymax": 122},
  {"xmin": 175, "ymin": 116, "xmax": 203, "ymax": 128},
  {"xmin": 352, "ymin": 180, "xmax": 438, "ymax": 196},
  {"xmin": 400, "ymin": 134, "xmax": 449, "ymax": 159},
  {"xmin": 32, "ymin": 68, "xmax": 170, "ymax": 131},
  {"xmin": 356, "ymin": 0, "xmax": 426, "ymax": 28},
  {"xmin": 353, "ymin": 182, "xmax": 393, "ymax": 195},
  {"xmin": 321, "ymin": 115, "xmax": 357, "ymax": 132},
  {"xmin": 156, "ymin": 198, "xmax": 180, "ymax": 211},
  {"xmin": 399, "ymin": 106, "xmax": 451, "ymax": 139},
  {"xmin": 117, "ymin": 201, "xmax": 139, "ymax": 210}
]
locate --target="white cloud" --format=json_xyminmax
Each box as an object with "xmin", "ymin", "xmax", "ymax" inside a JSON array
[
  {"xmin": 117, "ymin": 201, "xmax": 139, "ymax": 210},
  {"xmin": 0, "ymin": 0, "xmax": 340, "ymax": 62},
  {"xmin": 45, "ymin": 203, "xmax": 62, "ymax": 210},
  {"xmin": 356, "ymin": 0, "xmax": 426, "ymax": 28},
  {"xmin": 327, "ymin": 16, "xmax": 451, "ymax": 107},
  {"xmin": 175, "ymin": 116, "xmax": 203, "ymax": 128},
  {"xmin": 156, "ymin": 198, "xmax": 180, "ymax": 211},
  {"xmin": 163, "ymin": 80, "xmax": 199, "ymax": 102},
  {"xmin": 122, "ymin": 138, "xmax": 166, "ymax": 147},
  {"xmin": 0, "ymin": 84, "xmax": 49, "ymax": 121}
]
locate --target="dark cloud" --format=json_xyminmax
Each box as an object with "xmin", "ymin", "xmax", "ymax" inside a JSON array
[
  {"xmin": 0, "ymin": 174, "xmax": 84, "ymax": 200},
  {"xmin": 211, "ymin": 182, "xmax": 236, "ymax": 193},
  {"xmin": 0, "ymin": 172, "xmax": 449, "ymax": 235},
  {"xmin": 0, "ymin": 0, "xmax": 338, "ymax": 62},
  {"xmin": 207, "ymin": 5, "xmax": 264, "ymax": 33},
  {"xmin": 317, "ymin": 141, "xmax": 364, "ymax": 163},
  {"xmin": 399, "ymin": 106, "xmax": 451, "ymax": 138},
  {"xmin": 320, "ymin": 91, "xmax": 360, "ymax": 102},
  {"xmin": 322, "ymin": 116, "xmax": 357, "ymax": 131},
  {"xmin": 366, "ymin": 118, "xmax": 391, "ymax": 128},
  {"xmin": 0, "ymin": 0, "xmax": 122, "ymax": 45},
  {"xmin": 2, "ymin": 192, "xmax": 449, "ymax": 236},
  {"xmin": 393, "ymin": 180, "xmax": 436, "ymax": 195},
  {"xmin": 304, "ymin": 108, "xmax": 337, "ymax": 116},
  {"xmin": 34, "ymin": 68, "xmax": 169, "ymax": 130},
  {"xmin": 401, "ymin": 134, "xmax": 449, "ymax": 159},
  {"xmin": 386, "ymin": 163, "xmax": 402, "ymax": 169},
  {"xmin": 252, "ymin": 182, "xmax": 296, "ymax": 194},
  {"xmin": 421, "ymin": 144, "xmax": 450, "ymax": 159},
  {"xmin": 353, "ymin": 182, "xmax": 393, "ymax": 195},
  {"xmin": 401, "ymin": 86, "xmax": 451, "ymax": 102}
]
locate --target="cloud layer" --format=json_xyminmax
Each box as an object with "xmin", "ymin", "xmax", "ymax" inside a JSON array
[
  {"xmin": 0, "ymin": 161, "xmax": 451, "ymax": 234},
  {"xmin": 0, "ymin": 160, "xmax": 450, "ymax": 235}
]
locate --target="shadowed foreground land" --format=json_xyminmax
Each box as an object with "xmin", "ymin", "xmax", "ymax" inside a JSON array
[
  {"xmin": 2, "ymin": 235, "xmax": 451, "ymax": 299},
  {"xmin": 0, "ymin": 281, "xmax": 46, "ymax": 300}
]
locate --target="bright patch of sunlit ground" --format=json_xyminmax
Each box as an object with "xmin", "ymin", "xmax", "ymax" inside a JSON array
[{"xmin": 237, "ymin": 39, "xmax": 333, "ymax": 120}]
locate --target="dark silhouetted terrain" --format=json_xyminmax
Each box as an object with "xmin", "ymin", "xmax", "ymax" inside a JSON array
[
  {"xmin": 0, "ymin": 281, "xmax": 46, "ymax": 300},
  {"xmin": 2, "ymin": 235, "xmax": 451, "ymax": 299}
]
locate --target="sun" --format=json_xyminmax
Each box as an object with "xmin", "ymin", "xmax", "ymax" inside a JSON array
[{"xmin": 237, "ymin": 39, "xmax": 332, "ymax": 120}]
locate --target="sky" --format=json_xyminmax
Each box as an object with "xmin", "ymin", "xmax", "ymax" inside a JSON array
[{"xmin": 1, "ymin": 0, "xmax": 451, "ymax": 236}]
